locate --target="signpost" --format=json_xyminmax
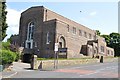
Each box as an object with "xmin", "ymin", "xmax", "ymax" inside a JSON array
[
  {"xmin": 54, "ymin": 43, "xmax": 59, "ymax": 52},
  {"xmin": 54, "ymin": 43, "xmax": 59, "ymax": 69}
]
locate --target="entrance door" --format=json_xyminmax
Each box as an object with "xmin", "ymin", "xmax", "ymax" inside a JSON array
[
  {"xmin": 59, "ymin": 36, "xmax": 66, "ymax": 48},
  {"xmin": 22, "ymin": 54, "xmax": 32, "ymax": 63},
  {"xmin": 58, "ymin": 36, "xmax": 67, "ymax": 58}
]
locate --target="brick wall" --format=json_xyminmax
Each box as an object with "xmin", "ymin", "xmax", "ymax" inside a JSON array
[{"xmin": 19, "ymin": 6, "xmax": 114, "ymax": 60}]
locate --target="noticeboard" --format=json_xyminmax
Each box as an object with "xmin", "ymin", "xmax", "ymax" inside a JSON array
[{"xmin": 58, "ymin": 48, "xmax": 67, "ymax": 53}]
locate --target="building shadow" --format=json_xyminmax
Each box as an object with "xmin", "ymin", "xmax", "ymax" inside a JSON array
[{"xmin": 23, "ymin": 68, "xmax": 33, "ymax": 70}]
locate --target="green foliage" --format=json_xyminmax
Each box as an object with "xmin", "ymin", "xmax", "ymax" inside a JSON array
[
  {"xmin": 96, "ymin": 30, "xmax": 101, "ymax": 36},
  {"xmin": 101, "ymin": 32, "xmax": 120, "ymax": 57},
  {"xmin": 7, "ymin": 34, "xmax": 15, "ymax": 43},
  {"xmin": 0, "ymin": 2, "xmax": 2, "ymax": 41},
  {"xmin": 1, "ymin": 41, "xmax": 20, "ymax": 65},
  {"xmin": 110, "ymin": 33, "xmax": 120, "ymax": 44},
  {"xmin": 15, "ymin": 53, "xmax": 20, "ymax": 61},
  {"xmin": 2, "ymin": 42, "xmax": 10, "ymax": 50},
  {"xmin": 109, "ymin": 33, "xmax": 120, "ymax": 56},
  {"xmin": 0, "ymin": 50, "xmax": 16, "ymax": 65},
  {"xmin": 0, "ymin": 50, "xmax": 2, "ymax": 65},
  {"xmin": 1, "ymin": 2, "xmax": 8, "ymax": 41},
  {"xmin": 101, "ymin": 34, "xmax": 110, "ymax": 46}
]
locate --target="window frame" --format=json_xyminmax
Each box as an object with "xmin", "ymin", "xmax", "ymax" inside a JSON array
[
  {"xmin": 79, "ymin": 29, "xmax": 82, "ymax": 36},
  {"xmin": 89, "ymin": 33, "xmax": 92, "ymax": 39},
  {"xmin": 67, "ymin": 25, "xmax": 70, "ymax": 32},
  {"xmin": 84, "ymin": 31, "xmax": 87, "ymax": 38},
  {"xmin": 25, "ymin": 21, "xmax": 35, "ymax": 49},
  {"xmin": 73, "ymin": 27, "xmax": 76, "ymax": 34},
  {"xmin": 100, "ymin": 46, "xmax": 104, "ymax": 53}
]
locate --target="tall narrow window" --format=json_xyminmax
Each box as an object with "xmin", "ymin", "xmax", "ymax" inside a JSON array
[
  {"xmin": 31, "ymin": 26, "xmax": 34, "ymax": 39},
  {"xmin": 73, "ymin": 27, "xmax": 76, "ymax": 34},
  {"xmin": 84, "ymin": 31, "xmax": 87, "ymax": 38},
  {"xmin": 26, "ymin": 22, "xmax": 35, "ymax": 49},
  {"xmin": 79, "ymin": 29, "xmax": 82, "ymax": 36},
  {"xmin": 101, "ymin": 46, "xmax": 104, "ymax": 53},
  {"xmin": 111, "ymin": 51, "xmax": 113, "ymax": 55},
  {"xmin": 27, "ymin": 42, "xmax": 31, "ymax": 49},
  {"xmin": 46, "ymin": 32, "xmax": 50, "ymax": 44},
  {"xmin": 27, "ymin": 22, "xmax": 34, "ymax": 40},
  {"xmin": 34, "ymin": 42, "xmax": 37, "ymax": 47},
  {"xmin": 89, "ymin": 33, "xmax": 92, "ymax": 39},
  {"xmin": 45, "ymin": 10, "xmax": 47, "ymax": 21},
  {"xmin": 67, "ymin": 25, "xmax": 69, "ymax": 32}
]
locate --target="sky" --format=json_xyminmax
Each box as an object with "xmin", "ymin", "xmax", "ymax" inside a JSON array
[{"xmin": 4, "ymin": 1, "xmax": 118, "ymax": 41}]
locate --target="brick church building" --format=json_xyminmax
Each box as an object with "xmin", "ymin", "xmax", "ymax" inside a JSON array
[{"xmin": 15, "ymin": 6, "xmax": 114, "ymax": 62}]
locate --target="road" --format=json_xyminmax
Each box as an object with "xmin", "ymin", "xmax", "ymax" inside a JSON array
[{"xmin": 5, "ymin": 61, "xmax": 118, "ymax": 78}]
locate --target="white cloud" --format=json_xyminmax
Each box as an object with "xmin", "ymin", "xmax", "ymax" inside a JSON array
[
  {"xmin": 89, "ymin": 11, "xmax": 97, "ymax": 16},
  {"xmin": 4, "ymin": 8, "xmax": 23, "ymax": 41},
  {"xmin": 6, "ymin": 8, "xmax": 21, "ymax": 26}
]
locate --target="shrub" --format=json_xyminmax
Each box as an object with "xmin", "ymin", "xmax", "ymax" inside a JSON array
[
  {"xmin": 0, "ymin": 50, "xmax": 2, "ymax": 65},
  {"xmin": 15, "ymin": 53, "xmax": 20, "ymax": 61},
  {"xmin": 2, "ymin": 42, "xmax": 10, "ymax": 50},
  {"xmin": 0, "ymin": 50, "xmax": 16, "ymax": 65}
]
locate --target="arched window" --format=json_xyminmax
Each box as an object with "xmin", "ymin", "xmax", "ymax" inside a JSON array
[
  {"xmin": 59, "ymin": 36, "xmax": 66, "ymax": 48},
  {"xmin": 27, "ymin": 22, "xmax": 34, "ymax": 40},
  {"xmin": 25, "ymin": 22, "xmax": 34, "ymax": 49}
]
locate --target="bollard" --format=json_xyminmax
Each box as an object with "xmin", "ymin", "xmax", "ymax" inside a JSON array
[
  {"xmin": 31, "ymin": 55, "xmax": 38, "ymax": 69},
  {"xmin": 100, "ymin": 56, "xmax": 103, "ymax": 63}
]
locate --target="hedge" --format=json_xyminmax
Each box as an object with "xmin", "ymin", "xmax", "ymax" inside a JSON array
[
  {"xmin": 2, "ymin": 42, "xmax": 10, "ymax": 50},
  {"xmin": 0, "ymin": 50, "xmax": 16, "ymax": 65}
]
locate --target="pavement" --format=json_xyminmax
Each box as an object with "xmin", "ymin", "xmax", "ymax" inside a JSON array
[
  {"xmin": 11, "ymin": 62, "xmax": 31, "ymax": 72},
  {"xmin": 1, "ymin": 62, "xmax": 31, "ymax": 79}
]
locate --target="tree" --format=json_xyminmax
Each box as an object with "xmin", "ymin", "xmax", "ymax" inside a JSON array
[
  {"xmin": 97, "ymin": 31, "xmax": 120, "ymax": 57},
  {"xmin": 7, "ymin": 34, "xmax": 14, "ymax": 43},
  {"xmin": 101, "ymin": 34, "xmax": 110, "ymax": 46},
  {"xmin": 1, "ymin": 2, "xmax": 8, "ymax": 41},
  {"xmin": 96, "ymin": 30, "xmax": 101, "ymax": 36},
  {"xmin": 0, "ymin": 50, "xmax": 16, "ymax": 65},
  {"xmin": 109, "ymin": 33, "xmax": 120, "ymax": 57},
  {"xmin": 102, "ymin": 33, "xmax": 120, "ymax": 57},
  {"xmin": 2, "ymin": 42, "xmax": 10, "ymax": 50}
]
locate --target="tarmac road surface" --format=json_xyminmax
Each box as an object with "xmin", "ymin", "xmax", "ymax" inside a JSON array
[{"xmin": 7, "ymin": 61, "xmax": 118, "ymax": 78}]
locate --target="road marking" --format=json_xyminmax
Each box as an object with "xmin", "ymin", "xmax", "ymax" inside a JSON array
[{"xmin": 3, "ymin": 72, "xmax": 17, "ymax": 78}]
